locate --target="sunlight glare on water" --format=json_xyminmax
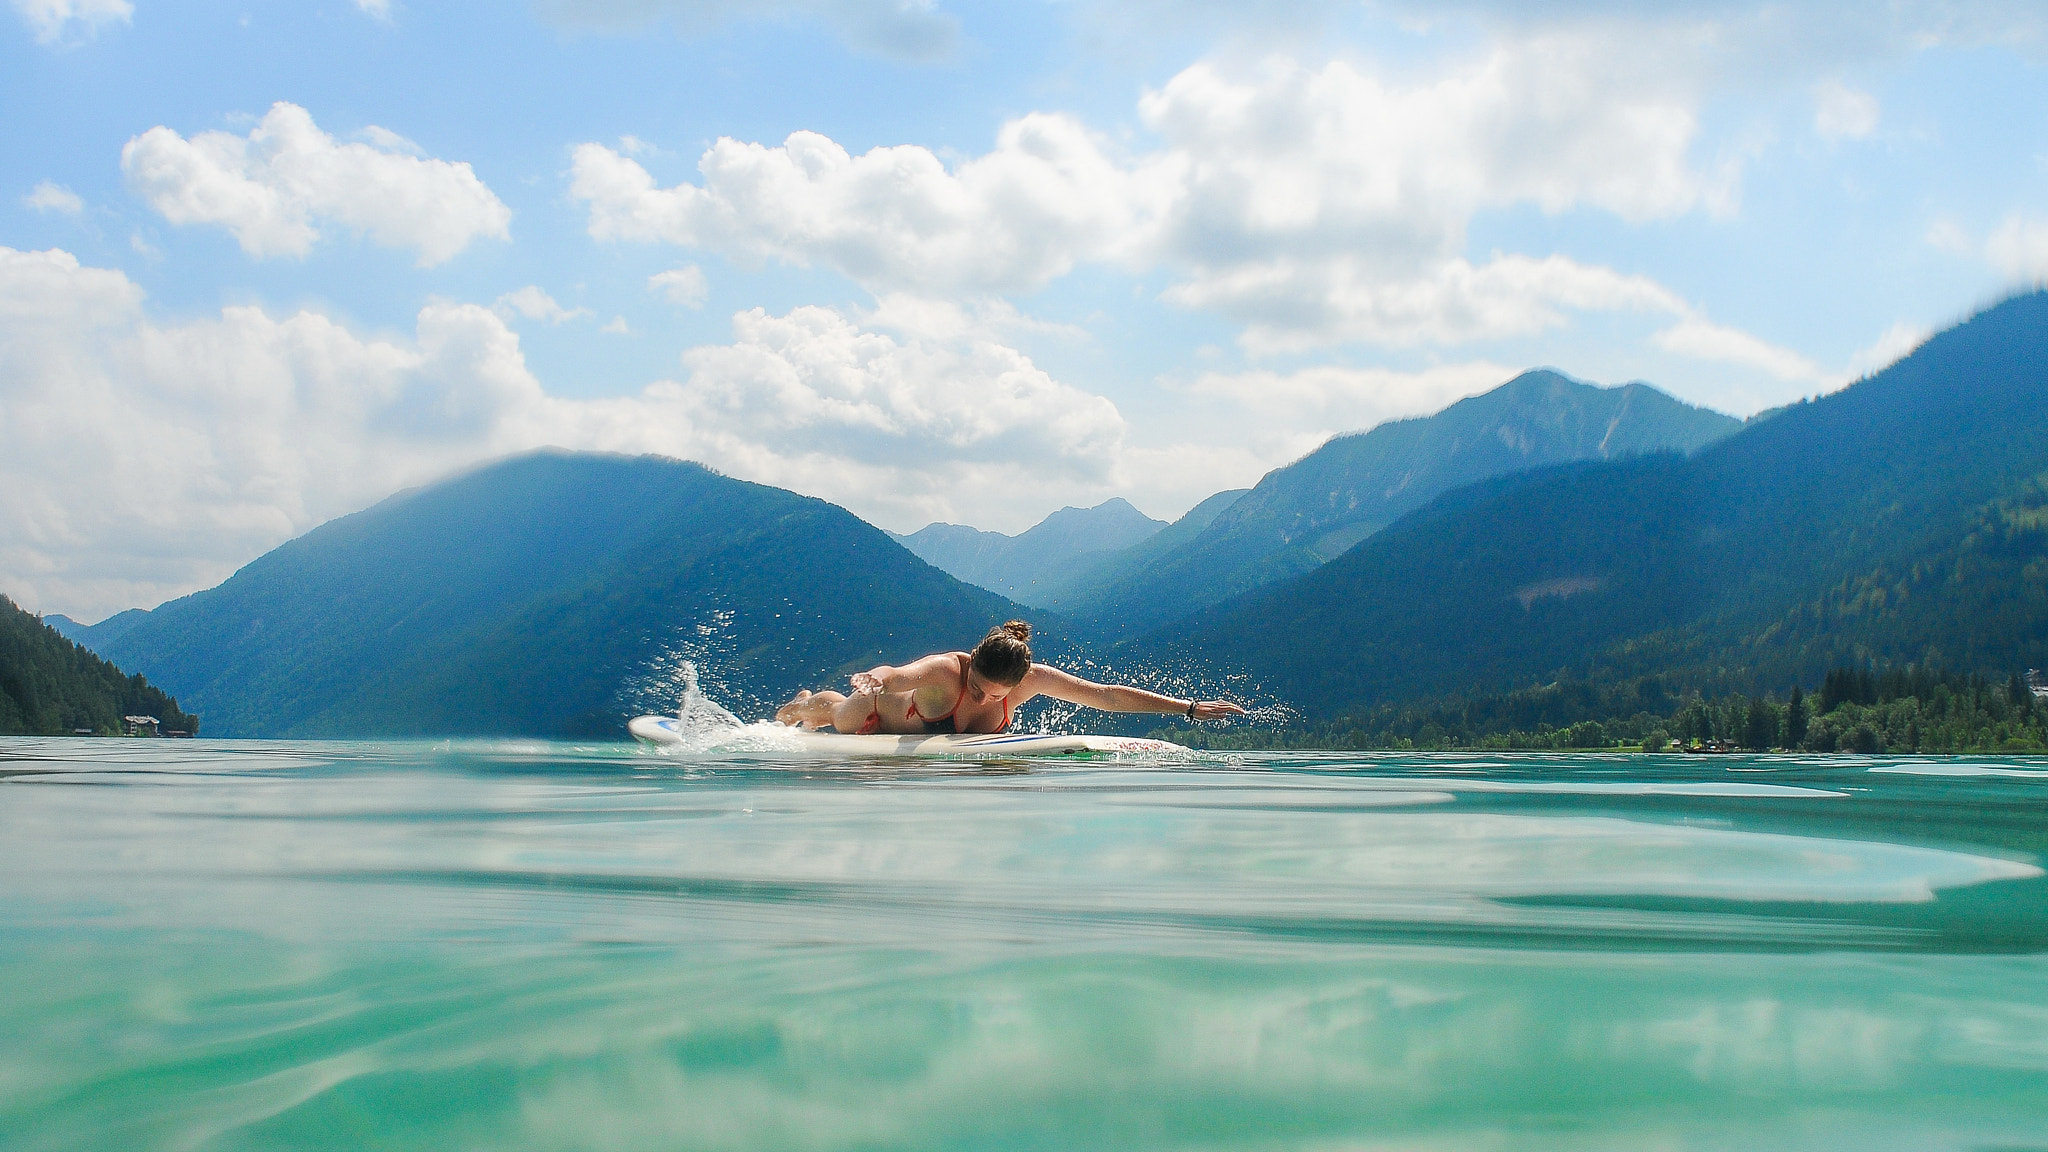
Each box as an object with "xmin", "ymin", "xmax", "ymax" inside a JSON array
[{"xmin": 4, "ymin": 737, "xmax": 2048, "ymax": 1150}]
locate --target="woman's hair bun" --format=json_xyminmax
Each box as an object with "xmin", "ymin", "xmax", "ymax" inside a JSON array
[{"xmin": 970, "ymin": 620, "xmax": 1035, "ymax": 685}]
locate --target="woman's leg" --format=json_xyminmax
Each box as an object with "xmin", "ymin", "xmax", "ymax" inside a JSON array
[{"xmin": 776, "ymin": 690, "xmax": 884, "ymax": 732}]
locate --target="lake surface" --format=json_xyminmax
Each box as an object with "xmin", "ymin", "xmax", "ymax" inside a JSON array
[{"xmin": 6, "ymin": 735, "xmax": 2048, "ymax": 1150}]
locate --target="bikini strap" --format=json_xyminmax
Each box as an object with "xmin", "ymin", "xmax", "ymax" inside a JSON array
[{"xmin": 935, "ymin": 653, "xmax": 970, "ymax": 722}]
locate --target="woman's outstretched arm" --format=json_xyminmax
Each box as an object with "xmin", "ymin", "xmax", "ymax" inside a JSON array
[{"xmin": 1023, "ymin": 665, "xmax": 1248, "ymax": 720}]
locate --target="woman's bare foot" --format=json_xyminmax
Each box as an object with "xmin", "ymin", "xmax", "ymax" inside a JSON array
[{"xmin": 774, "ymin": 690, "xmax": 812, "ymax": 726}]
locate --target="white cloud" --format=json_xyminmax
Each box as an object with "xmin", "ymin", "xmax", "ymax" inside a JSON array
[
  {"xmin": 573, "ymin": 42, "xmax": 1724, "ymax": 350},
  {"xmin": 602, "ymin": 316, "xmax": 631, "ymax": 334},
  {"xmin": 1986, "ymin": 214, "xmax": 2048, "ymax": 281},
  {"xmin": 1814, "ymin": 80, "xmax": 1880, "ymax": 140},
  {"xmin": 121, "ymin": 102, "xmax": 511, "ymax": 267},
  {"xmin": 354, "ymin": 0, "xmax": 392, "ymax": 19},
  {"xmin": 572, "ymin": 112, "xmax": 1149, "ymax": 296},
  {"xmin": 1167, "ymin": 252, "xmax": 1689, "ymax": 354},
  {"xmin": 1844, "ymin": 320, "xmax": 1931, "ymax": 381},
  {"xmin": 1141, "ymin": 47, "xmax": 1719, "ymax": 348},
  {"xmin": 12, "ymin": 0, "xmax": 130, "ymax": 44},
  {"xmin": 0, "ymin": 247, "xmax": 1130, "ymax": 618},
  {"xmin": 1651, "ymin": 316, "xmax": 1825, "ymax": 384},
  {"xmin": 860, "ymin": 292, "xmax": 1089, "ymax": 343},
  {"xmin": 356, "ymin": 125, "xmax": 423, "ymax": 155},
  {"xmin": 494, "ymin": 286, "xmax": 594, "ymax": 325},
  {"xmin": 1181, "ymin": 360, "xmax": 1516, "ymax": 428},
  {"xmin": 614, "ymin": 305, "xmax": 1130, "ymax": 498},
  {"xmin": 532, "ymin": 0, "xmax": 958, "ymax": 62},
  {"xmin": 23, "ymin": 181, "xmax": 83, "ymax": 215},
  {"xmin": 0, "ymin": 247, "xmax": 542, "ymax": 619},
  {"xmin": 648, "ymin": 265, "xmax": 708, "ymax": 308}
]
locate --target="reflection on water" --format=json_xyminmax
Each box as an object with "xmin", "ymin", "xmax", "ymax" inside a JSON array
[{"xmin": 4, "ymin": 738, "xmax": 2048, "ymax": 1150}]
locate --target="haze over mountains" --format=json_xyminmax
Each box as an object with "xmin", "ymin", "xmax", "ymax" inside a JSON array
[
  {"xmin": 1154, "ymin": 291, "xmax": 2048, "ymax": 717},
  {"xmin": 892, "ymin": 499, "xmax": 1166, "ymax": 605},
  {"xmin": 86, "ymin": 452, "xmax": 1040, "ymax": 737}
]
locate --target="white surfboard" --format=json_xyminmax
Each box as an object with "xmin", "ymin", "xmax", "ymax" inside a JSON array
[{"xmin": 628, "ymin": 714, "xmax": 1187, "ymax": 758}]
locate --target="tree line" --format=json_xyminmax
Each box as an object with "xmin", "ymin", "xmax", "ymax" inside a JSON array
[
  {"xmin": 1154, "ymin": 664, "xmax": 2044, "ymax": 753},
  {"xmin": 0, "ymin": 595, "xmax": 197, "ymax": 736}
]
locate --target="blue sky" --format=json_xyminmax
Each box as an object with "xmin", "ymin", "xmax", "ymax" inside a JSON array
[{"xmin": 5, "ymin": 0, "xmax": 2047, "ymax": 619}]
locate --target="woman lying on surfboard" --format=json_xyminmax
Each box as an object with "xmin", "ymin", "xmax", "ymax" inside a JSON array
[{"xmin": 774, "ymin": 621, "xmax": 1248, "ymax": 735}]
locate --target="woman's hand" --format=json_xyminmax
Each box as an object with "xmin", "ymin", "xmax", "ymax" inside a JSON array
[
  {"xmin": 1190, "ymin": 699, "xmax": 1249, "ymax": 721},
  {"xmin": 849, "ymin": 670, "xmax": 884, "ymax": 696}
]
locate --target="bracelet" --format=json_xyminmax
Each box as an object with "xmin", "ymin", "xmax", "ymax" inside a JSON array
[{"xmin": 1185, "ymin": 699, "xmax": 1197, "ymax": 720}]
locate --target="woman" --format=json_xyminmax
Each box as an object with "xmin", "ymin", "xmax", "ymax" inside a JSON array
[{"xmin": 775, "ymin": 621, "xmax": 1248, "ymax": 734}]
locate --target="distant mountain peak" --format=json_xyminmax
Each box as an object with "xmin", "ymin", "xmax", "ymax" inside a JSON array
[
  {"xmin": 895, "ymin": 498, "xmax": 1166, "ymax": 604},
  {"xmin": 1056, "ymin": 370, "xmax": 1740, "ymax": 640}
]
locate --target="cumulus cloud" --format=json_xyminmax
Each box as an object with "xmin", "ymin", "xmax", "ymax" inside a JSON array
[
  {"xmin": 574, "ymin": 42, "xmax": 1722, "ymax": 350},
  {"xmin": 1814, "ymin": 80, "xmax": 1880, "ymax": 140},
  {"xmin": 0, "ymin": 247, "xmax": 1129, "ymax": 618},
  {"xmin": 121, "ymin": 102, "xmax": 512, "ymax": 267},
  {"xmin": 651, "ymin": 304, "xmax": 1123, "ymax": 479},
  {"xmin": 1167, "ymin": 253, "xmax": 1689, "ymax": 354},
  {"xmin": 532, "ymin": 0, "xmax": 958, "ymax": 62},
  {"xmin": 23, "ymin": 181, "xmax": 83, "ymax": 215},
  {"xmin": 572, "ymin": 112, "xmax": 1149, "ymax": 296},
  {"xmin": 12, "ymin": 0, "xmax": 130, "ymax": 44},
  {"xmin": 1651, "ymin": 316, "xmax": 1824, "ymax": 384},
  {"xmin": 0, "ymin": 247, "xmax": 540, "ymax": 618},
  {"xmin": 494, "ymin": 286, "xmax": 593, "ymax": 325},
  {"xmin": 649, "ymin": 265, "xmax": 708, "ymax": 308}
]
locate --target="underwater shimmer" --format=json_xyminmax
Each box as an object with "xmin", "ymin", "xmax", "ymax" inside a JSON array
[{"xmin": 5, "ymin": 736, "xmax": 2048, "ymax": 1150}]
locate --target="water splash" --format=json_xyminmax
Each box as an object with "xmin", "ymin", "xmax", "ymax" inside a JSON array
[
  {"xmin": 636, "ymin": 662, "xmax": 812, "ymax": 757},
  {"xmin": 617, "ymin": 609, "xmax": 779, "ymax": 723},
  {"xmin": 674, "ymin": 662, "xmax": 744, "ymax": 732}
]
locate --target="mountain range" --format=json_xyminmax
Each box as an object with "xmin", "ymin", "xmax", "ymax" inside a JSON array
[
  {"xmin": 1152, "ymin": 291, "xmax": 2048, "ymax": 716},
  {"xmin": 37, "ymin": 292, "xmax": 2048, "ymax": 739},
  {"xmin": 87, "ymin": 451, "xmax": 1042, "ymax": 737},
  {"xmin": 1057, "ymin": 370, "xmax": 1741, "ymax": 638},
  {"xmin": 892, "ymin": 498, "xmax": 1166, "ymax": 605}
]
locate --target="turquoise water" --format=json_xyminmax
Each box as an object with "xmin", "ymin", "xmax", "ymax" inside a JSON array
[{"xmin": 6, "ymin": 737, "xmax": 2048, "ymax": 1150}]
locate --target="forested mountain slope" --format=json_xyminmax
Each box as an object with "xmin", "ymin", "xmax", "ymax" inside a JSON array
[
  {"xmin": 97, "ymin": 451, "xmax": 1037, "ymax": 737},
  {"xmin": 1157, "ymin": 292, "xmax": 2048, "ymax": 717},
  {"xmin": 1067, "ymin": 371, "xmax": 1739, "ymax": 639},
  {"xmin": 0, "ymin": 595, "xmax": 196, "ymax": 735}
]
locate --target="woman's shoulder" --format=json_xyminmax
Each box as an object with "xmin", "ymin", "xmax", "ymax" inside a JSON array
[{"xmin": 904, "ymin": 651, "xmax": 970, "ymax": 674}]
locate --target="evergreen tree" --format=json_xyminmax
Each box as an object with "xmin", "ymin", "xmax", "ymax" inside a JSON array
[
  {"xmin": 1743, "ymin": 697, "xmax": 1777, "ymax": 750},
  {"xmin": 1784, "ymin": 686, "xmax": 1809, "ymax": 748}
]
